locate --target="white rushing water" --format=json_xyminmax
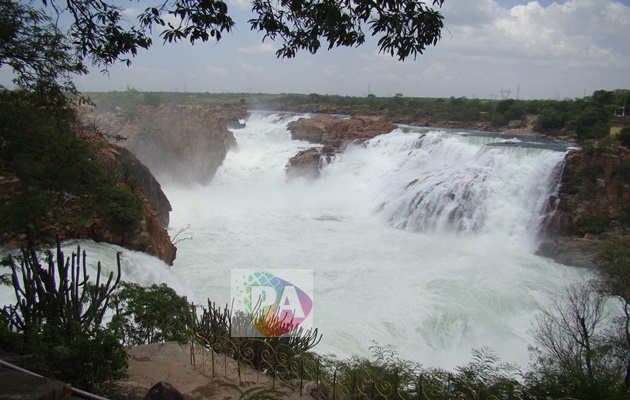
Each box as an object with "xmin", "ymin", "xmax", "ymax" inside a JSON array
[
  {"xmin": 160, "ymin": 112, "xmax": 589, "ymax": 369},
  {"xmin": 0, "ymin": 112, "xmax": 590, "ymax": 370}
]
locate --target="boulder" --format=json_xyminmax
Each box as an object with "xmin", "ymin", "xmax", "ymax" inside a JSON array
[
  {"xmin": 143, "ymin": 382, "xmax": 186, "ymax": 400},
  {"xmin": 67, "ymin": 130, "xmax": 177, "ymax": 264}
]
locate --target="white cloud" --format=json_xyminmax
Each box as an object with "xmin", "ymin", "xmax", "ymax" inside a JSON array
[
  {"xmin": 238, "ymin": 43, "xmax": 277, "ymax": 54},
  {"xmin": 205, "ymin": 65, "xmax": 229, "ymax": 76},
  {"xmin": 227, "ymin": 0, "xmax": 251, "ymax": 9},
  {"xmin": 123, "ymin": 7, "xmax": 141, "ymax": 19},
  {"xmin": 240, "ymin": 60, "xmax": 265, "ymax": 73}
]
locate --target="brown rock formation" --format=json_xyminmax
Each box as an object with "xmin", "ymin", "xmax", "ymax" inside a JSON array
[
  {"xmin": 0, "ymin": 131, "xmax": 177, "ymax": 265},
  {"xmin": 91, "ymin": 104, "xmax": 246, "ymax": 185},
  {"xmin": 285, "ymin": 146, "xmax": 336, "ymax": 180},
  {"xmin": 538, "ymin": 144, "xmax": 630, "ymax": 267},
  {"xmin": 70, "ymin": 131, "xmax": 177, "ymax": 264},
  {"xmin": 84, "ymin": 131, "xmax": 172, "ymax": 229},
  {"xmin": 61, "ymin": 190, "xmax": 176, "ymax": 265},
  {"xmin": 288, "ymin": 115, "xmax": 397, "ymax": 149}
]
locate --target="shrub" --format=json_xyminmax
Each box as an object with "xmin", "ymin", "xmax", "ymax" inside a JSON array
[
  {"xmin": 617, "ymin": 126, "xmax": 630, "ymax": 148},
  {"xmin": 108, "ymin": 282, "xmax": 194, "ymax": 346},
  {"xmin": 95, "ymin": 184, "xmax": 144, "ymax": 229},
  {"xmin": 535, "ymin": 106, "xmax": 565, "ymax": 134},
  {"xmin": 193, "ymin": 301, "xmax": 322, "ymax": 374}
]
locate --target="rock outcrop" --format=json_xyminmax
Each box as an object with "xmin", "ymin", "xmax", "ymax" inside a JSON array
[
  {"xmin": 91, "ymin": 104, "xmax": 247, "ymax": 185},
  {"xmin": 70, "ymin": 130, "xmax": 177, "ymax": 264},
  {"xmin": 0, "ymin": 131, "xmax": 177, "ymax": 265},
  {"xmin": 538, "ymin": 144, "xmax": 630, "ymax": 267},
  {"xmin": 285, "ymin": 146, "xmax": 336, "ymax": 181},
  {"xmin": 288, "ymin": 114, "xmax": 397, "ymax": 149},
  {"xmin": 285, "ymin": 115, "xmax": 396, "ymax": 180},
  {"xmin": 61, "ymin": 188, "xmax": 177, "ymax": 265}
]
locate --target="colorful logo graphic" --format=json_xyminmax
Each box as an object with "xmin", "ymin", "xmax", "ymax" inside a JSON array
[{"xmin": 231, "ymin": 269, "xmax": 313, "ymax": 337}]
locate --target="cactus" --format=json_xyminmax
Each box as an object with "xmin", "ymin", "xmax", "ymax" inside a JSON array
[{"xmin": 2, "ymin": 236, "xmax": 121, "ymax": 345}]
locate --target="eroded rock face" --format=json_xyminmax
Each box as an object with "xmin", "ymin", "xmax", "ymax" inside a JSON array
[
  {"xmin": 537, "ymin": 144, "xmax": 630, "ymax": 267},
  {"xmin": 72, "ymin": 131, "xmax": 177, "ymax": 264},
  {"xmin": 92, "ymin": 104, "xmax": 247, "ymax": 185},
  {"xmin": 0, "ymin": 131, "xmax": 177, "ymax": 265},
  {"xmin": 288, "ymin": 114, "xmax": 397, "ymax": 149}
]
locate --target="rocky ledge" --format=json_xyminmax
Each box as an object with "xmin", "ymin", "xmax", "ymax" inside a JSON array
[
  {"xmin": 71, "ymin": 131, "xmax": 177, "ymax": 264},
  {"xmin": 285, "ymin": 115, "xmax": 396, "ymax": 179}
]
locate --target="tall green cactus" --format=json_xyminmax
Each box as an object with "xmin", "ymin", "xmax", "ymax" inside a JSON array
[{"xmin": 2, "ymin": 236, "xmax": 121, "ymax": 344}]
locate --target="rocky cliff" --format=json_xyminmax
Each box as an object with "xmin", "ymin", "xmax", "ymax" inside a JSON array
[
  {"xmin": 79, "ymin": 130, "xmax": 177, "ymax": 264},
  {"xmin": 0, "ymin": 130, "xmax": 177, "ymax": 265},
  {"xmin": 538, "ymin": 144, "xmax": 630, "ymax": 267},
  {"xmin": 92, "ymin": 104, "xmax": 247, "ymax": 185}
]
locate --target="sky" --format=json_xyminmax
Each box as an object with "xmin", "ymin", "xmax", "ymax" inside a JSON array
[{"xmin": 3, "ymin": 0, "xmax": 630, "ymax": 99}]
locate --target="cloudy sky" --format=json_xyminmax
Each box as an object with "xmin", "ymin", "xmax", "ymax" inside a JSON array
[{"xmin": 5, "ymin": 0, "xmax": 630, "ymax": 99}]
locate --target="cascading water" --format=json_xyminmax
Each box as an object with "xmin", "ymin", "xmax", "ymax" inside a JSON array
[
  {"xmin": 0, "ymin": 112, "xmax": 590, "ymax": 371},
  {"xmin": 162, "ymin": 113, "xmax": 590, "ymax": 369}
]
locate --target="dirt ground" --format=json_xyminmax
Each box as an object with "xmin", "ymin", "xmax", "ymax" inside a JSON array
[{"xmin": 113, "ymin": 342, "xmax": 307, "ymax": 400}]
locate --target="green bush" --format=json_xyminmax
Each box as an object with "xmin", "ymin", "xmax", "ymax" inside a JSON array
[
  {"xmin": 617, "ymin": 126, "xmax": 630, "ymax": 148},
  {"xmin": 0, "ymin": 191, "xmax": 56, "ymax": 238},
  {"xmin": 108, "ymin": 282, "xmax": 194, "ymax": 346},
  {"xmin": 535, "ymin": 106, "xmax": 565, "ymax": 133},
  {"xmin": 578, "ymin": 164, "xmax": 605, "ymax": 181},
  {"xmin": 95, "ymin": 185, "xmax": 144, "ymax": 229}
]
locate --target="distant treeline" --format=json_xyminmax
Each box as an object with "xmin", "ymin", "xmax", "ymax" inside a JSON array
[{"xmin": 86, "ymin": 88, "xmax": 630, "ymax": 143}]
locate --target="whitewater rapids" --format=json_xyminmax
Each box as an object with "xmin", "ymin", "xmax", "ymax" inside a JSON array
[{"xmin": 162, "ymin": 113, "xmax": 589, "ymax": 369}]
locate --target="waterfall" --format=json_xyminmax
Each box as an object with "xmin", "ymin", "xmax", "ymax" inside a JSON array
[
  {"xmin": 336, "ymin": 129, "xmax": 568, "ymax": 248},
  {"xmin": 162, "ymin": 114, "xmax": 589, "ymax": 369}
]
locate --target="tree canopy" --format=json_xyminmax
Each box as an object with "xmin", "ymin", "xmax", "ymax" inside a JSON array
[{"xmin": 0, "ymin": 0, "xmax": 445, "ymax": 98}]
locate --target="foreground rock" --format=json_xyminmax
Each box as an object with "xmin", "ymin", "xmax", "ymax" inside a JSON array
[
  {"xmin": 0, "ymin": 130, "xmax": 176, "ymax": 265},
  {"xmin": 90, "ymin": 104, "xmax": 247, "ymax": 185},
  {"xmin": 71, "ymin": 131, "xmax": 176, "ymax": 264}
]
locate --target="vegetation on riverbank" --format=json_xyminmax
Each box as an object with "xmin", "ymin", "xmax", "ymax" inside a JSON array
[{"xmin": 2, "ymin": 237, "xmax": 630, "ymax": 399}]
